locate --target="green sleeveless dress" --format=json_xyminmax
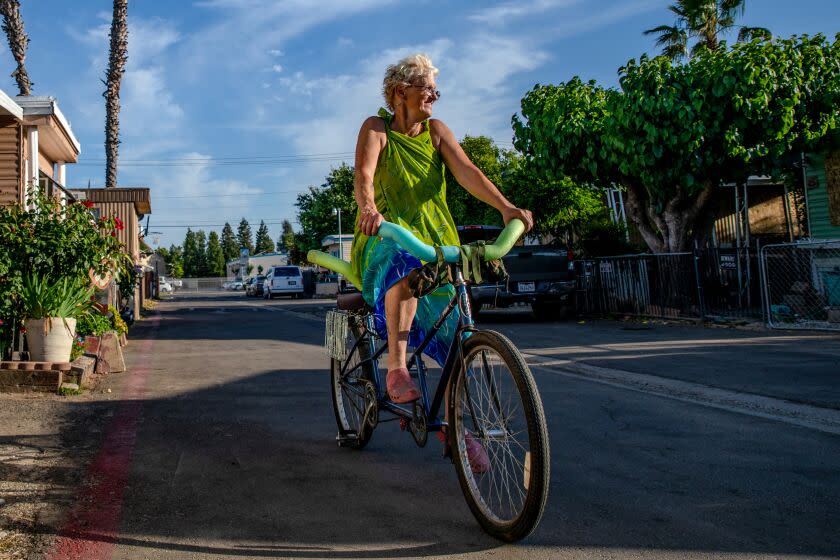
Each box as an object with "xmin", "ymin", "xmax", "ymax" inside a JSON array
[{"xmin": 349, "ymin": 108, "xmax": 461, "ymax": 366}]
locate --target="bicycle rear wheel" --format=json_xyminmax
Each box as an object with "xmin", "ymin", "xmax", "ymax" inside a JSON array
[
  {"xmin": 449, "ymin": 330, "xmax": 550, "ymax": 542},
  {"xmin": 330, "ymin": 315, "xmax": 376, "ymax": 449}
]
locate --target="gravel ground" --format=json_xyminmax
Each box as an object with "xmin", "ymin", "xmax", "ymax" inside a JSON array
[{"xmin": 0, "ymin": 382, "xmax": 116, "ymax": 559}]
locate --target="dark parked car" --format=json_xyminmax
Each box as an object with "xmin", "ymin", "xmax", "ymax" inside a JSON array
[
  {"xmin": 246, "ymin": 275, "xmax": 266, "ymax": 297},
  {"xmin": 457, "ymin": 225, "xmax": 576, "ymax": 320}
]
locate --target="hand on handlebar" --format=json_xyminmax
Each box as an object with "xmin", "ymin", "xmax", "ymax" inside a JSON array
[
  {"xmin": 358, "ymin": 206, "xmax": 384, "ymax": 236},
  {"xmin": 502, "ymin": 206, "xmax": 533, "ymax": 233}
]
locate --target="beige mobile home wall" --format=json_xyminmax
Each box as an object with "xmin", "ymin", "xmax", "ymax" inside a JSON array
[{"xmin": 0, "ymin": 115, "xmax": 21, "ymax": 207}]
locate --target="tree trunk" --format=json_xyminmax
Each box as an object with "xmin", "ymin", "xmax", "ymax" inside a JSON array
[
  {"xmin": 623, "ymin": 180, "xmax": 718, "ymax": 253},
  {"xmin": 0, "ymin": 0, "xmax": 32, "ymax": 96},
  {"xmin": 104, "ymin": 0, "xmax": 128, "ymax": 188}
]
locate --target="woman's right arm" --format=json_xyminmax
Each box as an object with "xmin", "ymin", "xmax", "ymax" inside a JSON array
[{"xmin": 354, "ymin": 116, "xmax": 386, "ymax": 236}]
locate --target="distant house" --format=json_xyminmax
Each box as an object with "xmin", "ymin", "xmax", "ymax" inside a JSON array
[
  {"xmin": 713, "ymin": 178, "xmax": 799, "ymax": 248},
  {"xmin": 68, "ymin": 187, "xmax": 153, "ymax": 317},
  {"xmin": 0, "ymin": 91, "xmax": 80, "ymax": 208},
  {"xmin": 321, "ymin": 233, "xmax": 353, "ymax": 262},
  {"xmin": 226, "ymin": 251, "xmax": 290, "ymax": 280}
]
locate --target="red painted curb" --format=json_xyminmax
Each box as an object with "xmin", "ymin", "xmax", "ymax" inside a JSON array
[{"xmin": 47, "ymin": 313, "xmax": 160, "ymax": 560}]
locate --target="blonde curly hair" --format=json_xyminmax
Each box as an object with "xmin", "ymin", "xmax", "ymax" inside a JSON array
[{"xmin": 382, "ymin": 53, "xmax": 439, "ymax": 111}]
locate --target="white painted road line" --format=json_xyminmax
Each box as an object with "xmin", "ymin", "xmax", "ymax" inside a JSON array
[{"xmin": 525, "ymin": 353, "xmax": 840, "ymax": 436}]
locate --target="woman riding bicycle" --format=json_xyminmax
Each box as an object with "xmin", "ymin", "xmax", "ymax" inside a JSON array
[{"xmin": 350, "ymin": 54, "xmax": 533, "ymax": 461}]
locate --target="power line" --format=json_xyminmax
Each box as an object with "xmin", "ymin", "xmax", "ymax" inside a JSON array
[
  {"xmin": 154, "ymin": 188, "xmax": 306, "ymax": 199},
  {"xmin": 152, "ymin": 220, "xmax": 295, "ymax": 228},
  {"xmin": 75, "ymin": 152, "xmax": 355, "ymax": 168},
  {"xmin": 74, "ymin": 141, "xmax": 517, "ymax": 168}
]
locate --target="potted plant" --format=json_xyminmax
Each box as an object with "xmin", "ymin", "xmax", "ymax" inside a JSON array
[{"xmin": 19, "ymin": 275, "xmax": 94, "ymax": 362}]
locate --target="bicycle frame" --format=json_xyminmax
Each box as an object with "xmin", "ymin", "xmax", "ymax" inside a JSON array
[{"xmin": 337, "ymin": 267, "xmax": 477, "ymax": 433}]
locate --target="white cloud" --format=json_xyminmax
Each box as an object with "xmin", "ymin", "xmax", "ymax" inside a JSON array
[
  {"xmin": 468, "ymin": 0, "xmax": 582, "ymax": 26},
  {"xmin": 271, "ymin": 64, "xmax": 284, "ymax": 73},
  {"xmin": 268, "ymin": 49, "xmax": 284, "ymax": 56},
  {"xmin": 176, "ymin": 0, "xmax": 395, "ymax": 82},
  {"xmin": 144, "ymin": 152, "xmax": 266, "ymax": 233},
  {"xmin": 256, "ymin": 33, "xmax": 545, "ymax": 186},
  {"xmin": 552, "ymin": 0, "xmax": 664, "ymax": 38}
]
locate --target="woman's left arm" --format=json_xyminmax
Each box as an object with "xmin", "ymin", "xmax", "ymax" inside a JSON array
[{"xmin": 432, "ymin": 120, "xmax": 533, "ymax": 231}]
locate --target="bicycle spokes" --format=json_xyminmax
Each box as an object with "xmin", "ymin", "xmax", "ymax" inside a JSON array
[{"xmin": 452, "ymin": 331, "xmax": 549, "ymax": 541}]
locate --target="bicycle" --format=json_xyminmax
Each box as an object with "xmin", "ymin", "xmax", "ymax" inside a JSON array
[{"xmin": 308, "ymin": 219, "xmax": 550, "ymax": 542}]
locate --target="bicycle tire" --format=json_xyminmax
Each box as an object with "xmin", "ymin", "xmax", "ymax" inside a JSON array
[
  {"xmin": 448, "ymin": 330, "xmax": 550, "ymax": 541},
  {"xmin": 330, "ymin": 315, "xmax": 376, "ymax": 449}
]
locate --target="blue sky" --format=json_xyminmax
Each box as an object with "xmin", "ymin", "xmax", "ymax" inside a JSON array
[{"xmin": 2, "ymin": 0, "xmax": 837, "ymax": 249}]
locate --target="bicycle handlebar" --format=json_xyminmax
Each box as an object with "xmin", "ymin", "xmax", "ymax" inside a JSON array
[
  {"xmin": 377, "ymin": 219, "xmax": 525, "ymax": 263},
  {"xmin": 306, "ymin": 219, "xmax": 525, "ymax": 288}
]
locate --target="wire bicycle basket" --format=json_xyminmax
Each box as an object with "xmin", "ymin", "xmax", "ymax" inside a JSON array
[{"xmin": 325, "ymin": 309, "xmax": 350, "ymax": 361}]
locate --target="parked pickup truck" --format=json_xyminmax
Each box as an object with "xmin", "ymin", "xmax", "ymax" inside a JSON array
[{"xmin": 457, "ymin": 225, "xmax": 577, "ymax": 320}]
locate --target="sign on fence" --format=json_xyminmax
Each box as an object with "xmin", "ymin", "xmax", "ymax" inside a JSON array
[{"xmin": 719, "ymin": 254, "xmax": 738, "ymax": 270}]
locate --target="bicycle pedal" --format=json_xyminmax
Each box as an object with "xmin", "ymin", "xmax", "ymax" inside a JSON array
[{"xmin": 336, "ymin": 432, "xmax": 358, "ymax": 447}]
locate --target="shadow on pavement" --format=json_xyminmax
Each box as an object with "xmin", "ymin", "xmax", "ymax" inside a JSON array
[{"xmin": 11, "ymin": 293, "xmax": 836, "ymax": 559}]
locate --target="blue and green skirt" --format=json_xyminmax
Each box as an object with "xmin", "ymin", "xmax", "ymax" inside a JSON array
[{"xmin": 360, "ymin": 237, "xmax": 460, "ymax": 367}]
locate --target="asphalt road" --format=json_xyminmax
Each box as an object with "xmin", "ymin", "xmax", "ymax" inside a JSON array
[{"xmin": 72, "ymin": 292, "xmax": 840, "ymax": 559}]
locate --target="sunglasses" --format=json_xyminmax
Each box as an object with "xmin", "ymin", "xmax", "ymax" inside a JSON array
[{"xmin": 408, "ymin": 84, "xmax": 441, "ymax": 99}]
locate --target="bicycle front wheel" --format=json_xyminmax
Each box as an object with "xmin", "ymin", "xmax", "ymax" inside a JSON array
[{"xmin": 449, "ymin": 330, "xmax": 550, "ymax": 542}]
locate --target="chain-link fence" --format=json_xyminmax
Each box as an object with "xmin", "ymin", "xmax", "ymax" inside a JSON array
[
  {"xmin": 175, "ymin": 277, "xmax": 229, "ymax": 292},
  {"xmin": 760, "ymin": 240, "xmax": 840, "ymax": 330}
]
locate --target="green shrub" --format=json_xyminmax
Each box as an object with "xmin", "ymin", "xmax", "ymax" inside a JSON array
[
  {"xmin": 108, "ymin": 304, "xmax": 128, "ymax": 335},
  {"xmin": 76, "ymin": 311, "xmax": 113, "ymax": 337},
  {"xmin": 19, "ymin": 275, "xmax": 94, "ymax": 320}
]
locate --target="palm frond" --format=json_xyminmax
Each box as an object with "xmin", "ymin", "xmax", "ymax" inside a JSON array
[
  {"xmin": 720, "ymin": 0, "xmax": 746, "ymax": 17},
  {"xmin": 663, "ymin": 43, "xmax": 688, "ymax": 62}
]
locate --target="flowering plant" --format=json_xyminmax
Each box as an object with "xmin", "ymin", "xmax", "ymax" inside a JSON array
[
  {"xmin": 70, "ymin": 336, "xmax": 86, "ymax": 361},
  {"xmin": 0, "ymin": 189, "xmax": 131, "ymax": 359}
]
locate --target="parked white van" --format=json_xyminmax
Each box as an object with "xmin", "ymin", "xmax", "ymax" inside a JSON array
[{"xmin": 263, "ymin": 265, "xmax": 304, "ymax": 299}]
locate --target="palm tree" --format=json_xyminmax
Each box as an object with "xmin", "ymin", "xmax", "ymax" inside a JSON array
[
  {"xmin": 645, "ymin": 0, "xmax": 770, "ymax": 61},
  {"xmin": 0, "ymin": 0, "xmax": 31, "ymax": 95},
  {"xmin": 104, "ymin": 0, "xmax": 128, "ymax": 188}
]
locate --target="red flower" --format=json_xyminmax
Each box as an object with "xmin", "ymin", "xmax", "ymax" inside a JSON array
[
  {"xmin": 114, "ymin": 217, "xmax": 124, "ymax": 231},
  {"xmin": 83, "ymin": 200, "xmax": 94, "ymax": 209},
  {"xmin": 111, "ymin": 231, "xmax": 117, "ymax": 237},
  {"xmin": 0, "ymin": 319, "xmax": 4, "ymax": 326},
  {"xmin": 19, "ymin": 326, "xmax": 26, "ymax": 334}
]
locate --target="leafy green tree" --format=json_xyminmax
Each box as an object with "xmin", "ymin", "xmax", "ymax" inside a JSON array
[
  {"xmin": 237, "ymin": 218, "xmax": 253, "ymax": 255},
  {"xmin": 280, "ymin": 220, "xmax": 294, "ymax": 252},
  {"xmin": 166, "ymin": 244, "xmax": 184, "ymax": 278},
  {"xmin": 206, "ymin": 231, "xmax": 225, "ymax": 277},
  {"xmin": 512, "ymin": 34, "xmax": 840, "ymax": 252},
  {"xmin": 444, "ymin": 135, "xmax": 505, "ymax": 227},
  {"xmin": 194, "ymin": 230, "xmax": 209, "ymax": 276},
  {"xmin": 295, "ymin": 163, "xmax": 355, "ymax": 252},
  {"xmin": 181, "ymin": 229, "xmax": 198, "ymax": 277},
  {"xmin": 254, "ymin": 220, "xmax": 275, "ymax": 253},
  {"xmin": 500, "ymin": 153, "xmax": 610, "ymax": 242},
  {"xmin": 278, "ymin": 220, "xmax": 306, "ymax": 263},
  {"xmin": 220, "ymin": 222, "xmax": 238, "ymax": 262},
  {"xmin": 645, "ymin": 0, "xmax": 771, "ymax": 62}
]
